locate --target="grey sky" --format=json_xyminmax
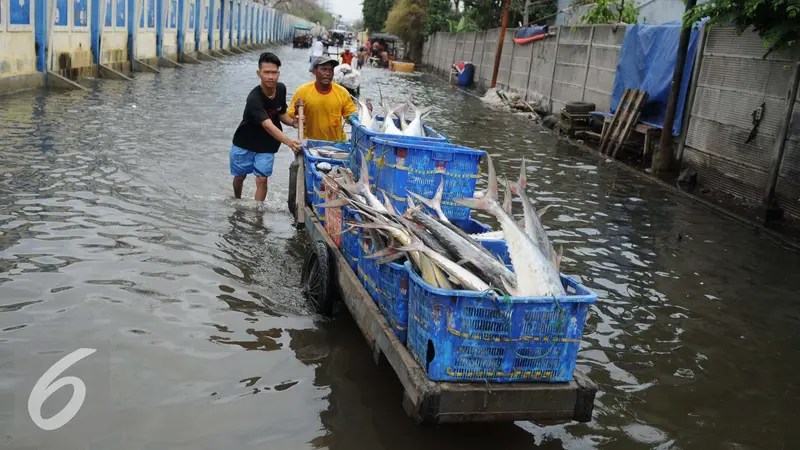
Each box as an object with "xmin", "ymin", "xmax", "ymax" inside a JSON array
[{"xmin": 321, "ymin": 0, "xmax": 362, "ymax": 23}]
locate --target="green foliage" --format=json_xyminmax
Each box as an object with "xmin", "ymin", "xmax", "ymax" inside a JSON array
[
  {"xmin": 385, "ymin": 0, "xmax": 428, "ymax": 60},
  {"xmin": 448, "ymin": 15, "xmax": 479, "ymax": 32},
  {"xmin": 684, "ymin": 0, "xmax": 800, "ymax": 57},
  {"xmin": 426, "ymin": 0, "xmax": 454, "ymax": 34},
  {"xmin": 363, "ymin": 0, "xmax": 395, "ymax": 32},
  {"xmin": 579, "ymin": 0, "xmax": 641, "ymax": 24},
  {"xmin": 462, "ymin": 0, "xmax": 504, "ymax": 29}
]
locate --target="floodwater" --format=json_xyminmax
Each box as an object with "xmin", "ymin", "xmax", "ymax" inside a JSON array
[{"xmin": 0, "ymin": 45, "xmax": 797, "ymax": 450}]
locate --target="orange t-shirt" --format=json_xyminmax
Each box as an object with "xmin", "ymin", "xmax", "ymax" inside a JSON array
[{"xmin": 341, "ymin": 52, "xmax": 354, "ymax": 65}]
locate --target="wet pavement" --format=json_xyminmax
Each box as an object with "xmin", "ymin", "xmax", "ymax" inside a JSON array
[{"xmin": 0, "ymin": 45, "xmax": 797, "ymax": 449}]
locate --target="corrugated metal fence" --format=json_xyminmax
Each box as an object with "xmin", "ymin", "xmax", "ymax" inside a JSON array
[
  {"xmin": 422, "ymin": 24, "xmax": 800, "ymax": 222},
  {"xmin": 682, "ymin": 26, "xmax": 800, "ymax": 218}
]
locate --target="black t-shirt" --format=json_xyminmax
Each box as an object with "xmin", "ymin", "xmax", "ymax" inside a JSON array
[{"xmin": 232, "ymin": 83, "xmax": 287, "ymax": 154}]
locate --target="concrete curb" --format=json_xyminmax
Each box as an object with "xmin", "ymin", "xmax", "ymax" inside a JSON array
[
  {"xmin": 133, "ymin": 59, "xmax": 161, "ymax": 73},
  {"xmin": 98, "ymin": 64, "xmax": 133, "ymax": 81},
  {"xmin": 46, "ymin": 71, "xmax": 89, "ymax": 91}
]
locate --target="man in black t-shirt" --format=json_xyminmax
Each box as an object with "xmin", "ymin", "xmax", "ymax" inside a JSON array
[{"xmin": 230, "ymin": 52, "xmax": 302, "ymax": 201}]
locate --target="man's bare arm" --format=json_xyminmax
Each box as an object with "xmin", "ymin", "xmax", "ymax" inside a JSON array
[{"xmin": 262, "ymin": 119, "xmax": 301, "ymax": 153}]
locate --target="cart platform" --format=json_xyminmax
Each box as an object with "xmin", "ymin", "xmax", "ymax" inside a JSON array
[{"xmin": 301, "ymin": 207, "xmax": 598, "ymax": 425}]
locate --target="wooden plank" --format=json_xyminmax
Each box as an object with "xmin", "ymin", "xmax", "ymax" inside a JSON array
[
  {"xmin": 603, "ymin": 88, "xmax": 638, "ymax": 155},
  {"xmin": 303, "ymin": 209, "xmax": 597, "ymax": 425},
  {"xmin": 598, "ymin": 87, "xmax": 630, "ymax": 153},
  {"xmin": 612, "ymin": 90, "xmax": 649, "ymax": 158}
]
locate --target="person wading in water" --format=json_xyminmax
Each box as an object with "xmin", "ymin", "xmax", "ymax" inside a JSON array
[{"xmin": 230, "ymin": 52, "xmax": 302, "ymax": 201}]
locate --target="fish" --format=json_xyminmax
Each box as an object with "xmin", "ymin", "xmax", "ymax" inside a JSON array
[
  {"xmin": 455, "ymin": 155, "xmax": 566, "ymax": 297},
  {"xmin": 405, "ymin": 206, "xmax": 517, "ymax": 293},
  {"xmin": 402, "ymin": 100, "xmax": 433, "ymax": 137},
  {"xmin": 372, "ymin": 233, "xmax": 491, "ymax": 294},
  {"xmin": 357, "ymin": 99, "xmax": 374, "ymax": 129},
  {"xmin": 381, "ymin": 102, "xmax": 404, "ymax": 135},
  {"xmin": 407, "ymin": 179, "xmax": 449, "ymax": 223},
  {"xmin": 511, "ymin": 158, "xmax": 559, "ymax": 272}
]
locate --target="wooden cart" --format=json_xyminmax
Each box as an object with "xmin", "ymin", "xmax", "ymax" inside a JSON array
[{"xmin": 296, "ymin": 204, "xmax": 598, "ymax": 425}]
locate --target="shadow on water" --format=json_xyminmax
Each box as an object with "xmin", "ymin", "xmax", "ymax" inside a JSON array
[{"xmin": 287, "ymin": 313, "xmax": 567, "ymax": 450}]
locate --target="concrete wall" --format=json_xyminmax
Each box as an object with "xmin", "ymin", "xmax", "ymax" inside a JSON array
[
  {"xmin": 682, "ymin": 25, "xmax": 800, "ymax": 218},
  {"xmin": 424, "ymin": 24, "xmax": 625, "ymax": 112},
  {"xmin": 424, "ymin": 23, "xmax": 800, "ymax": 222}
]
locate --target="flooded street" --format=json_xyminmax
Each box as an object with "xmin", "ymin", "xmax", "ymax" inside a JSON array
[{"xmin": 1, "ymin": 45, "xmax": 797, "ymax": 449}]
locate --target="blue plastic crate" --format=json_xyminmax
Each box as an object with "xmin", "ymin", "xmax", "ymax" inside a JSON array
[
  {"xmin": 303, "ymin": 140, "xmax": 349, "ymax": 210},
  {"xmin": 341, "ymin": 207, "xmax": 362, "ymax": 273},
  {"xmin": 405, "ymin": 261, "xmax": 597, "ymax": 383},
  {"xmin": 367, "ymin": 218, "xmax": 492, "ymax": 345},
  {"xmin": 358, "ymin": 235, "xmax": 380, "ymax": 305},
  {"xmin": 369, "ymin": 137, "xmax": 486, "ymax": 221},
  {"xmin": 306, "ymin": 162, "xmax": 329, "ymax": 224},
  {"xmin": 348, "ymin": 115, "xmax": 449, "ymax": 182}
]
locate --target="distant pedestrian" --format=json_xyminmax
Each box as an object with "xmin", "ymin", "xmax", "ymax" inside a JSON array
[
  {"xmin": 230, "ymin": 52, "xmax": 301, "ymax": 201},
  {"xmin": 309, "ymin": 36, "xmax": 324, "ymax": 71}
]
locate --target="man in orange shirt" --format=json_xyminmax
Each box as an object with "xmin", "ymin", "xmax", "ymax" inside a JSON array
[
  {"xmin": 288, "ymin": 56, "xmax": 358, "ymax": 142},
  {"xmin": 340, "ymin": 48, "xmax": 354, "ymax": 66}
]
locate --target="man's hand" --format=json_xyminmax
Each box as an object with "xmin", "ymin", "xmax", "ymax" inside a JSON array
[
  {"xmin": 291, "ymin": 117, "xmax": 300, "ymax": 129},
  {"xmin": 286, "ymin": 139, "xmax": 303, "ymax": 154}
]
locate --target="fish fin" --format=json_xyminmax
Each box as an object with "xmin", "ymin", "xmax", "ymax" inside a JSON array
[
  {"xmin": 502, "ymin": 183, "xmax": 513, "ymax": 215},
  {"xmin": 406, "ymin": 195, "xmax": 416, "ymax": 211},
  {"xmin": 339, "ymin": 182, "xmax": 359, "ymax": 195},
  {"xmin": 407, "ymin": 189, "xmax": 438, "ymax": 215},
  {"xmin": 394, "ymin": 241, "xmax": 426, "ymax": 253},
  {"xmin": 434, "ymin": 179, "xmax": 445, "ymax": 211},
  {"xmin": 456, "ymin": 258, "xmax": 470, "ymax": 266},
  {"xmin": 314, "ymin": 198, "xmax": 350, "ymax": 209},
  {"xmin": 487, "ymin": 155, "xmax": 499, "ymax": 202},
  {"xmin": 366, "ymin": 246, "xmax": 399, "ymax": 260},
  {"xmin": 501, "ymin": 277, "xmax": 519, "ymax": 298},
  {"xmin": 537, "ymin": 204, "xmax": 553, "ymax": 219},
  {"xmin": 381, "ymin": 191, "xmax": 396, "ymax": 214},
  {"xmin": 453, "ymin": 197, "xmax": 491, "ymax": 211},
  {"xmin": 555, "ymin": 245, "xmax": 564, "ymax": 273},
  {"xmin": 332, "ymin": 224, "xmax": 356, "ymax": 236},
  {"xmin": 519, "ymin": 157, "xmax": 528, "ymax": 191}
]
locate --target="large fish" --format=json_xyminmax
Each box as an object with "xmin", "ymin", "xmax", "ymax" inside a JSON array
[
  {"xmin": 405, "ymin": 206, "xmax": 517, "ymax": 293},
  {"xmin": 455, "ymin": 156, "xmax": 566, "ymax": 297},
  {"xmin": 381, "ymin": 102, "xmax": 404, "ymax": 135},
  {"xmin": 357, "ymin": 99, "xmax": 374, "ymax": 129},
  {"xmin": 402, "ymin": 101, "xmax": 433, "ymax": 137},
  {"xmin": 511, "ymin": 158, "xmax": 559, "ymax": 272},
  {"xmin": 372, "ymin": 234, "xmax": 491, "ymax": 293}
]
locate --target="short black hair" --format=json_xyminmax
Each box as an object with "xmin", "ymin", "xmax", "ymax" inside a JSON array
[{"xmin": 258, "ymin": 52, "xmax": 281, "ymax": 69}]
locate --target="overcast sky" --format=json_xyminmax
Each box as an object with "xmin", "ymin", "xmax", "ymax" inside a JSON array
[{"xmin": 321, "ymin": 0, "xmax": 362, "ymax": 23}]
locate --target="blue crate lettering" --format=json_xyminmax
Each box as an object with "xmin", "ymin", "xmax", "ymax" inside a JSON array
[
  {"xmin": 405, "ymin": 261, "xmax": 597, "ymax": 383},
  {"xmin": 370, "ymin": 137, "xmax": 485, "ymax": 221},
  {"xmin": 341, "ymin": 207, "xmax": 362, "ymax": 273}
]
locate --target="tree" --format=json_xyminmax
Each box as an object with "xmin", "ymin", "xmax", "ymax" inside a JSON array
[
  {"xmin": 427, "ymin": 0, "xmax": 453, "ymax": 34},
  {"xmin": 385, "ymin": 0, "xmax": 428, "ymax": 61},
  {"xmin": 363, "ymin": 0, "xmax": 395, "ymax": 32},
  {"xmin": 578, "ymin": 0, "xmax": 640, "ymax": 24},
  {"xmin": 684, "ymin": 0, "xmax": 799, "ymax": 57}
]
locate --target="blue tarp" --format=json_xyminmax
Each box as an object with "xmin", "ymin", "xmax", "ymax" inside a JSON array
[
  {"xmin": 516, "ymin": 25, "xmax": 548, "ymax": 40},
  {"xmin": 609, "ymin": 20, "xmax": 707, "ymax": 136}
]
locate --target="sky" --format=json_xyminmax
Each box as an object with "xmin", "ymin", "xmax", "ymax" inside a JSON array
[{"xmin": 321, "ymin": 0, "xmax": 362, "ymax": 23}]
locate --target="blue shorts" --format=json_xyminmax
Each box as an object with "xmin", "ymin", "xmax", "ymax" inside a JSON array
[{"xmin": 229, "ymin": 144, "xmax": 275, "ymax": 177}]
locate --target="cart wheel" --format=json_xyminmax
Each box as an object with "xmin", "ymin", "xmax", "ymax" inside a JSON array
[{"xmin": 302, "ymin": 240, "xmax": 334, "ymax": 316}]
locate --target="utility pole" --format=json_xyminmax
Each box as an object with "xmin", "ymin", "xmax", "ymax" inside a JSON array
[
  {"xmin": 652, "ymin": 0, "xmax": 698, "ymax": 174},
  {"xmin": 490, "ymin": 0, "xmax": 512, "ymax": 89}
]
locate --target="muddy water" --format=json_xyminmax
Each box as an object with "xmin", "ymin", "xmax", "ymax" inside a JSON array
[{"xmin": 0, "ymin": 46, "xmax": 797, "ymax": 449}]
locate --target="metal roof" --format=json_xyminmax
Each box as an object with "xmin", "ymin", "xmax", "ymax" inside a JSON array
[{"xmin": 370, "ymin": 33, "xmax": 400, "ymax": 41}]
